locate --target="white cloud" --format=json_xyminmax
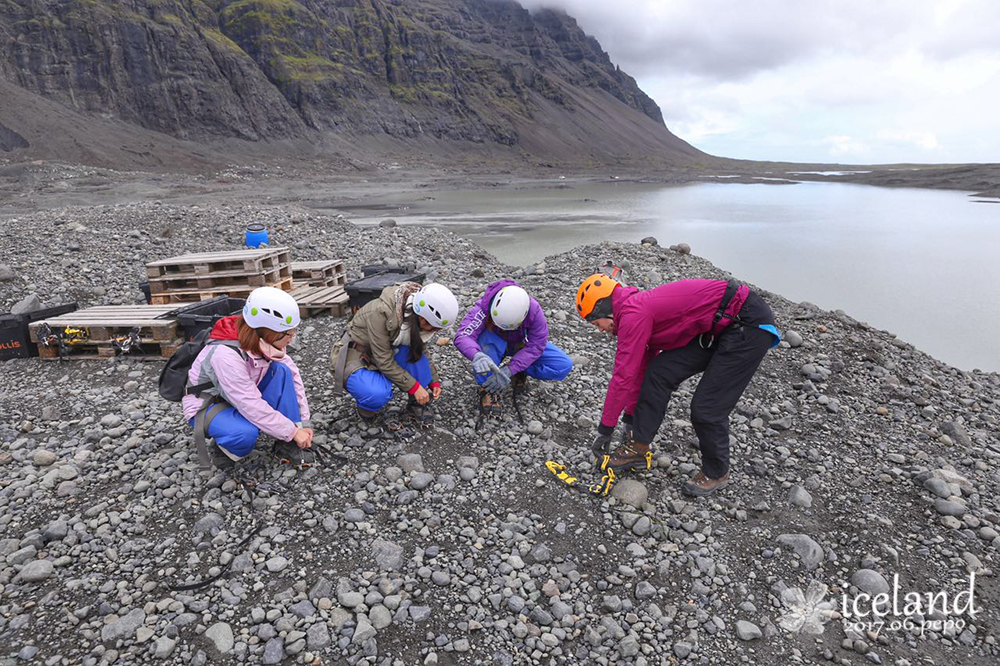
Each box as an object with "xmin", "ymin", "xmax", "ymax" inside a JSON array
[
  {"xmin": 818, "ymin": 135, "xmax": 869, "ymax": 157},
  {"xmin": 876, "ymin": 131, "xmax": 940, "ymax": 150},
  {"xmin": 516, "ymin": 0, "xmax": 1000, "ymax": 162}
]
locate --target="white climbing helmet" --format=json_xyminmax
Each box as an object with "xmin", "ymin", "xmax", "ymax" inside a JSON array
[
  {"xmin": 242, "ymin": 286, "xmax": 300, "ymax": 332},
  {"xmin": 412, "ymin": 283, "xmax": 458, "ymax": 329},
  {"xmin": 490, "ymin": 285, "xmax": 530, "ymax": 331}
]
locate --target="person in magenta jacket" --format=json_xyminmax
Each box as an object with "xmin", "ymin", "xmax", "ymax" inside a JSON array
[
  {"xmin": 454, "ymin": 279, "xmax": 573, "ymax": 409},
  {"xmin": 576, "ymin": 272, "xmax": 779, "ymax": 496},
  {"xmin": 183, "ymin": 288, "xmax": 313, "ymax": 469}
]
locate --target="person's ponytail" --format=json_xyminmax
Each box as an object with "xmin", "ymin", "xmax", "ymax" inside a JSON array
[{"xmin": 407, "ymin": 312, "xmax": 425, "ymax": 363}]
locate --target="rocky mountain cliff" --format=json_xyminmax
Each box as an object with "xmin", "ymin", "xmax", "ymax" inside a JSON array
[{"xmin": 0, "ymin": 0, "xmax": 705, "ymax": 166}]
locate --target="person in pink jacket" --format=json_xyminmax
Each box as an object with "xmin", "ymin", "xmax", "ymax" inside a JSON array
[
  {"xmin": 183, "ymin": 287, "xmax": 314, "ymax": 468},
  {"xmin": 576, "ymin": 272, "xmax": 780, "ymax": 496}
]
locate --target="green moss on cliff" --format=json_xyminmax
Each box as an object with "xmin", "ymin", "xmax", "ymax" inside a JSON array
[
  {"xmin": 278, "ymin": 53, "xmax": 344, "ymax": 82},
  {"xmin": 203, "ymin": 27, "xmax": 246, "ymax": 55}
]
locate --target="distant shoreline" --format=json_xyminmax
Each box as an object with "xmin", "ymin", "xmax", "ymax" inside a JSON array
[{"xmin": 0, "ymin": 158, "xmax": 997, "ymax": 224}]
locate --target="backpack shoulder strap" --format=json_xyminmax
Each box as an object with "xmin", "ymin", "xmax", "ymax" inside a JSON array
[
  {"xmin": 185, "ymin": 340, "xmax": 248, "ymax": 397},
  {"xmin": 208, "ymin": 340, "xmax": 249, "ymax": 361}
]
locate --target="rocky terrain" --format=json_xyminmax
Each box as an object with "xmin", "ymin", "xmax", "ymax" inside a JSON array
[
  {"xmin": 1, "ymin": 199, "xmax": 999, "ymax": 665},
  {"xmin": 0, "ymin": 0, "xmax": 704, "ymax": 169}
]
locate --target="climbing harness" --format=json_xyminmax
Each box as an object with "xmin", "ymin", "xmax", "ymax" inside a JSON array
[
  {"xmin": 698, "ymin": 279, "xmax": 741, "ymax": 349},
  {"xmin": 699, "ymin": 279, "xmax": 782, "ymax": 349}
]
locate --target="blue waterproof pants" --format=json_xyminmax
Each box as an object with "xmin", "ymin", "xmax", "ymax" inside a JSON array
[
  {"xmin": 346, "ymin": 345, "xmax": 434, "ymax": 411},
  {"xmin": 473, "ymin": 328, "xmax": 573, "ymax": 385},
  {"xmin": 189, "ymin": 362, "xmax": 301, "ymax": 458}
]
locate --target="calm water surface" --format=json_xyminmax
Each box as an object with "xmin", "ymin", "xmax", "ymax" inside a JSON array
[{"xmin": 352, "ymin": 181, "xmax": 1000, "ymax": 372}]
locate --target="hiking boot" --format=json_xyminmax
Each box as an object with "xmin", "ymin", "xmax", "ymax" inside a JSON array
[
  {"xmin": 620, "ymin": 422, "xmax": 633, "ymax": 447},
  {"xmin": 273, "ymin": 440, "xmax": 317, "ymax": 469},
  {"xmin": 682, "ymin": 470, "xmax": 730, "ymax": 497},
  {"xmin": 405, "ymin": 398, "xmax": 435, "ymax": 426},
  {"xmin": 212, "ymin": 445, "xmax": 236, "ymax": 470},
  {"xmin": 479, "ymin": 389, "xmax": 502, "ymax": 417},
  {"xmin": 600, "ymin": 441, "xmax": 653, "ymax": 473},
  {"xmin": 512, "ymin": 372, "xmax": 528, "ymax": 393},
  {"xmin": 356, "ymin": 405, "xmax": 383, "ymax": 425}
]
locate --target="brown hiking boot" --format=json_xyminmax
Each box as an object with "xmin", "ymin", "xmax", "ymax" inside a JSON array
[
  {"xmin": 682, "ymin": 470, "xmax": 730, "ymax": 497},
  {"xmin": 405, "ymin": 397, "xmax": 435, "ymax": 426},
  {"xmin": 600, "ymin": 441, "xmax": 653, "ymax": 473},
  {"xmin": 479, "ymin": 389, "xmax": 502, "ymax": 416},
  {"xmin": 512, "ymin": 372, "xmax": 528, "ymax": 393}
]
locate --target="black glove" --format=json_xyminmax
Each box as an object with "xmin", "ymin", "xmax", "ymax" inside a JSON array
[{"xmin": 592, "ymin": 423, "xmax": 615, "ymax": 455}]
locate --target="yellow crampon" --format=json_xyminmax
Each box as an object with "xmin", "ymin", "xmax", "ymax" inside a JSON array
[
  {"xmin": 61, "ymin": 327, "xmax": 89, "ymax": 344},
  {"xmin": 546, "ymin": 461, "xmax": 618, "ymax": 497},
  {"xmin": 588, "ymin": 468, "xmax": 617, "ymax": 496},
  {"xmin": 545, "ymin": 461, "xmax": 579, "ymax": 488}
]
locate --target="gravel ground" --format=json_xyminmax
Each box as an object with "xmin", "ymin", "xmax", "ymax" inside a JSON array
[{"xmin": 1, "ymin": 201, "xmax": 999, "ymax": 665}]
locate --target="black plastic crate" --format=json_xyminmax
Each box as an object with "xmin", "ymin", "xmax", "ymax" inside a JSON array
[
  {"xmin": 169, "ymin": 296, "xmax": 246, "ymax": 340},
  {"xmin": 139, "ymin": 282, "xmax": 151, "ymax": 304},
  {"xmin": 0, "ymin": 303, "xmax": 79, "ymax": 360},
  {"xmin": 345, "ymin": 272, "xmax": 425, "ymax": 312},
  {"xmin": 361, "ymin": 263, "xmax": 418, "ymax": 278}
]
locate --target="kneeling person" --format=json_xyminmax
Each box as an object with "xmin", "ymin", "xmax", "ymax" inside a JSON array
[
  {"xmin": 332, "ymin": 282, "xmax": 457, "ymax": 423},
  {"xmin": 455, "ymin": 280, "xmax": 573, "ymax": 410},
  {"xmin": 183, "ymin": 287, "xmax": 314, "ymax": 468}
]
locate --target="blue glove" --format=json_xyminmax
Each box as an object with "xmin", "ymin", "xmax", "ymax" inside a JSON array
[
  {"xmin": 483, "ymin": 366, "xmax": 513, "ymax": 393},
  {"xmin": 472, "ymin": 351, "xmax": 497, "ymax": 375}
]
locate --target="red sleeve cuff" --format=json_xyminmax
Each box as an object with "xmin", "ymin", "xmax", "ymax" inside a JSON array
[
  {"xmin": 428, "ymin": 381, "xmax": 441, "ymax": 389},
  {"xmin": 408, "ymin": 382, "xmax": 421, "ymax": 395}
]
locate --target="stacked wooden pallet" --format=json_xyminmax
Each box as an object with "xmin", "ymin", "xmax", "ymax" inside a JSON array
[
  {"xmin": 291, "ymin": 284, "xmax": 350, "ymax": 318},
  {"xmin": 146, "ymin": 248, "xmax": 292, "ymax": 305},
  {"xmin": 28, "ymin": 305, "xmax": 182, "ymax": 360},
  {"xmin": 291, "ymin": 260, "xmax": 346, "ymax": 287}
]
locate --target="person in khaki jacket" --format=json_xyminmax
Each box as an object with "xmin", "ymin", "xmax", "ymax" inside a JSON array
[{"xmin": 331, "ymin": 281, "xmax": 458, "ymax": 423}]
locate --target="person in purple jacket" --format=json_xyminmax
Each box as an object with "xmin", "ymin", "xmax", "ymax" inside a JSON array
[
  {"xmin": 576, "ymin": 272, "xmax": 780, "ymax": 497},
  {"xmin": 454, "ymin": 280, "xmax": 573, "ymax": 410}
]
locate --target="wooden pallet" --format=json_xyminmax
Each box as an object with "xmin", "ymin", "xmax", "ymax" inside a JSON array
[
  {"xmin": 149, "ymin": 277, "xmax": 294, "ymax": 305},
  {"xmin": 27, "ymin": 305, "xmax": 184, "ymax": 360},
  {"xmin": 292, "ymin": 275, "xmax": 345, "ymax": 289},
  {"xmin": 28, "ymin": 305, "xmax": 181, "ymax": 343},
  {"xmin": 36, "ymin": 339, "xmax": 183, "ymax": 361},
  {"xmin": 291, "ymin": 260, "xmax": 346, "ymax": 287},
  {"xmin": 149, "ymin": 263, "xmax": 291, "ymax": 294},
  {"xmin": 146, "ymin": 247, "xmax": 291, "ymax": 279},
  {"xmin": 291, "ymin": 285, "xmax": 350, "ymax": 318}
]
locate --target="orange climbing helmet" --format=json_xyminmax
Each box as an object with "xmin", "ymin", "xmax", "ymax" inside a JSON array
[{"xmin": 576, "ymin": 271, "xmax": 621, "ymax": 321}]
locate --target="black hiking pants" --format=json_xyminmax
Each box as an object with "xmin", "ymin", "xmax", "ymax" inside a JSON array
[{"xmin": 632, "ymin": 291, "xmax": 775, "ymax": 478}]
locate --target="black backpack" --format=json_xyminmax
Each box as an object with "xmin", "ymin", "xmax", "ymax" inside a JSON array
[{"xmin": 158, "ymin": 329, "xmax": 241, "ymax": 402}]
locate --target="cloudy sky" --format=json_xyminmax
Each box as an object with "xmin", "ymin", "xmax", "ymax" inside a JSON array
[{"xmin": 519, "ymin": 0, "xmax": 1000, "ymax": 164}]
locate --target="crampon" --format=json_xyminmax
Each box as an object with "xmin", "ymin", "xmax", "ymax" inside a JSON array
[{"xmin": 545, "ymin": 460, "xmax": 618, "ymax": 497}]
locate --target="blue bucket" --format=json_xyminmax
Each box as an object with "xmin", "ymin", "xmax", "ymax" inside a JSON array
[{"xmin": 246, "ymin": 224, "xmax": 269, "ymax": 248}]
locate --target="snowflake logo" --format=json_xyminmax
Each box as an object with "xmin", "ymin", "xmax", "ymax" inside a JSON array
[{"xmin": 778, "ymin": 580, "xmax": 839, "ymax": 634}]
